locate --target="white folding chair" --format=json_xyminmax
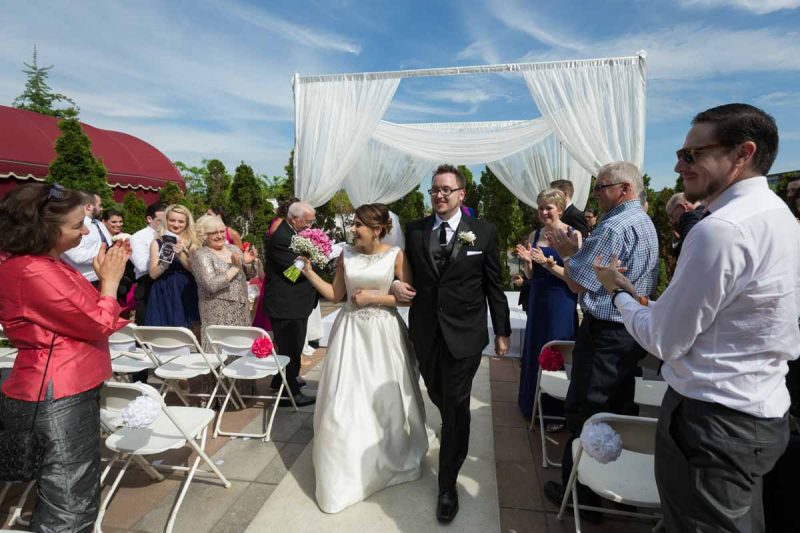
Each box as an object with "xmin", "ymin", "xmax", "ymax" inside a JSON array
[
  {"xmin": 634, "ymin": 377, "xmax": 668, "ymax": 408},
  {"xmin": 132, "ymin": 326, "xmax": 236, "ymax": 409},
  {"xmin": 529, "ymin": 340, "xmax": 574, "ymax": 468},
  {"xmin": 108, "ymin": 323, "xmax": 156, "ymax": 382},
  {"xmin": 95, "ymin": 381, "xmax": 230, "ymax": 533},
  {"xmin": 558, "ymin": 413, "xmax": 662, "ymax": 532},
  {"xmin": 205, "ymin": 326, "xmax": 297, "ymax": 441}
]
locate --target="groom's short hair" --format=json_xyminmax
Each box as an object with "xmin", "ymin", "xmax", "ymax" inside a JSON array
[{"xmin": 432, "ymin": 164, "xmax": 466, "ymax": 188}]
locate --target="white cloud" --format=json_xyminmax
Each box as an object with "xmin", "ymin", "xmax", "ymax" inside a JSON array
[
  {"xmin": 222, "ymin": 0, "xmax": 361, "ymax": 55},
  {"xmin": 456, "ymin": 40, "xmax": 501, "ymax": 64},
  {"xmin": 755, "ymin": 91, "xmax": 800, "ymax": 107},
  {"xmin": 678, "ymin": 0, "xmax": 800, "ymax": 14},
  {"xmin": 485, "ymin": 0, "xmax": 586, "ymax": 51}
]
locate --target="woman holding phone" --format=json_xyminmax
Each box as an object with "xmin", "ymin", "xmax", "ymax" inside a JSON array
[{"xmin": 145, "ymin": 204, "xmax": 201, "ymax": 328}]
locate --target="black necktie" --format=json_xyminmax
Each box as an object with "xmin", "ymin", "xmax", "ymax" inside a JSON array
[
  {"xmin": 439, "ymin": 221, "xmax": 449, "ymax": 248},
  {"xmin": 701, "ymin": 209, "xmax": 712, "ymax": 219},
  {"xmin": 92, "ymin": 219, "xmax": 110, "ymax": 246}
]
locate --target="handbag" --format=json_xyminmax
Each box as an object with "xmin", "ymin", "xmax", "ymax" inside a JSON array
[{"xmin": 0, "ymin": 333, "xmax": 56, "ymax": 482}]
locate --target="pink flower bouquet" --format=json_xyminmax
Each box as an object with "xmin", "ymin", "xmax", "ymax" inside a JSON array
[
  {"xmin": 251, "ymin": 336, "xmax": 274, "ymax": 358},
  {"xmin": 283, "ymin": 228, "xmax": 333, "ymax": 282}
]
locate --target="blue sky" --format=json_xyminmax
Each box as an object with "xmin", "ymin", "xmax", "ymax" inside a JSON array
[{"xmin": 2, "ymin": 0, "xmax": 799, "ymax": 191}]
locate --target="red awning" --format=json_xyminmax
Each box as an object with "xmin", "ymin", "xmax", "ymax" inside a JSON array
[{"xmin": 0, "ymin": 105, "xmax": 184, "ymax": 193}]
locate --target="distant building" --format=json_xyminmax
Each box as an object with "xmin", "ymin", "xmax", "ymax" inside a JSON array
[{"xmin": 0, "ymin": 105, "xmax": 184, "ymax": 203}]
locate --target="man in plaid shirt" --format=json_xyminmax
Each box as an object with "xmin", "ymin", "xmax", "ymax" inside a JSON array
[{"xmin": 543, "ymin": 161, "xmax": 659, "ymax": 516}]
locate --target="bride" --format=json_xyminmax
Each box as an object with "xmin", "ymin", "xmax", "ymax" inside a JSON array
[{"xmin": 297, "ymin": 203, "xmax": 428, "ymax": 514}]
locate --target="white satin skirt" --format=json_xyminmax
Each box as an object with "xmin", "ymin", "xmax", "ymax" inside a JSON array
[{"xmin": 313, "ymin": 305, "xmax": 428, "ymax": 513}]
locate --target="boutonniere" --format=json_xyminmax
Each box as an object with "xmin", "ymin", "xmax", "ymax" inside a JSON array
[{"xmin": 458, "ymin": 231, "xmax": 477, "ymax": 246}]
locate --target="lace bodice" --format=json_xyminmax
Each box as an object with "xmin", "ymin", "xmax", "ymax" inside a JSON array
[{"xmin": 342, "ymin": 246, "xmax": 399, "ymax": 319}]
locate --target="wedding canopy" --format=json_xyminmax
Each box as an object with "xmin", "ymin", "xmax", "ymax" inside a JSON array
[{"xmin": 293, "ymin": 52, "xmax": 647, "ymax": 210}]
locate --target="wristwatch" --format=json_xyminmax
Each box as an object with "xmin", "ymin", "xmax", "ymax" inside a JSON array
[{"xmin": 611, "ymin": 288, "xmax": 648, "ymax": 306}]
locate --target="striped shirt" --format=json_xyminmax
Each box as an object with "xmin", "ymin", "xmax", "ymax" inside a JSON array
[{"xmin": 568, "ymin": 200, "xmax": 659, "ymax": 322}]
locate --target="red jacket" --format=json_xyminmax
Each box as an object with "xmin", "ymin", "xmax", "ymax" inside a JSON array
[{"xmin": 0, "ymin": 254, "xmax": 125, "ymax": 401}]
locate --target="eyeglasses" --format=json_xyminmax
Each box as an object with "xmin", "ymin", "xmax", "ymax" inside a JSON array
[
  {"xmin": 675, "ymin": 143, "xmax": 727, "ymax": 165},
  {"xmin": 206, "ymin": 229, "xmax": 226, "ymax": 236},
  {"xmin": 428, "ymin": 187, "xmax": 464, "ymax": 197},
  {"xmin": 592, "ymin": 182, "xmax": 626, "ymax": 193}
]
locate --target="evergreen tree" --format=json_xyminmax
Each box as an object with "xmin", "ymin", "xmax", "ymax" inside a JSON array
[
  {"xmin": 13, "ymin": 45, "xmax": 78, "ymax": 118},
  {"xmin": 478, "ymin": 166, "xmax": 523, "ymax": 288},
  {"xmin": 173, "ymin": 160, "xmax": 208, "ymax": 216},
  {"xmin": 230, "ymin": 162, "xmax": 271, "ymax": 239},
  {"xmin": 458, "ymin": 165, "xmax": 480, "ymax": 216},
  {"xmin": 159, "ymin": 181, "xmax": 184, "ymax": 205},
  {"xmin": 388, "ymin": 186, "xmax": 425, "ymax": 233},
  {"xmin": 120, "ymin": 192, "xmax": 146, "ymax": 233},
  {"xmin": 46, "ymin": 117, "xmax": 111, "ymax": 203},
  {"xmin": 204, "ymin": 159, "xmax": 230, "ymax": 211}
]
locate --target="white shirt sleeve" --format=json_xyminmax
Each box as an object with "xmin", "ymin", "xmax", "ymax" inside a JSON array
[
  {"xmin": 130, "ymin": 228, "xmax": 154, "ymax": 278},
  {"xmin": 61, "ymin": 219, "xmax": 101, "ymax": 266},
  {"xmin": 614, "ymin": 219, "xmax": 750, "ymax": 362}
]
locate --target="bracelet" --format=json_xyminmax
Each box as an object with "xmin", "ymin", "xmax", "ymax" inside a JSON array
[{"xmin": 611, "ymin": 288, "xmax": 633, "ymax": 307}]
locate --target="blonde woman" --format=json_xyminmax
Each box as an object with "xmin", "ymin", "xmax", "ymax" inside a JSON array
[
  {"xmin": 192, "ymin": 215, "xmax": 258, "ymax": 349},
  {"xmin": 145, "ymin": 204, "xmax": 201, "ymax": 327},
  {"xmin": 514, "ymin": 189, "xmax": 581, "ymax": 421}
]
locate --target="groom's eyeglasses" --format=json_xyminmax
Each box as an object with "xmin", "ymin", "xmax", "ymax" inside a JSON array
[{"xmin": 428, "ymin": 187, "xmax": 464, "ymax": 197}]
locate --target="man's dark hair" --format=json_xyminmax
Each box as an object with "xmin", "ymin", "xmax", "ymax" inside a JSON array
[
  {"xmin": 146, "ymin": 202, "xmax": 166, "ymax": 219},
  {"xmin": 101, "ymin": 208, "xmax": 123, "ymax": 221},
  {"xmin": 78, "ymin": 189, "xmax": 100, "ymax": 204},
  {"xmin": 431, "ymin": 164, "xmax": 466, "ymax": 189},
  {"xmin": 692, "ymin": 103, "xmax": 779, "ymax": 176},
  {"xmin": 550, "ymin": 179, "xmax": 574, "ymax": 199},
  {"xmin": 0, "ymin": 183, "xmax": 86, "ymax": 255}
]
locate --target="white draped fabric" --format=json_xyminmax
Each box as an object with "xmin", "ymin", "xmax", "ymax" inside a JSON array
[
  {"xmin": 522, "ymin": 54, "xmax": 646, "ymax": 174},
  {"xmin": 487, "ymin": 134, "xmax": 592, "ymax": 209},
  {"xmin": 293, "ymin": 53, "xmax": 646, "ymax": 210},
  {"xmin": 294, "ymin": 76, "xmax": 400, "ymax": 206},
  {"xmin": 370, "ymin": 119, "xmax": 552, "ymax": 165},
  {"xmin": 344, "ymin": 139, "xmax": 437, "ymax": 206}
]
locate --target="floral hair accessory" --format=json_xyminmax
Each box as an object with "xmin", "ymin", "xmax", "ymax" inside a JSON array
[
  {"xmin": 251, "ymin": 336, "xmax": 274, "ymax": 358},
  {"xmin": 538, "ymin": 345, "xmax": 564, "ymax": 371}
]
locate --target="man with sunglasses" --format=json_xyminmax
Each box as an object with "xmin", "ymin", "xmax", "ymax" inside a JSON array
[
  {"xmin": 543, "ymin": 161, "xmax": 659, "ymax": 519},
  {"xmin": 593, "ymin": 103, "xmax": 799, "ymax": 531}
]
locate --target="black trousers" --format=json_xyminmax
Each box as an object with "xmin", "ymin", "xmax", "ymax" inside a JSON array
[
  {"xmin": 1, "ymin": 385, "xmax": 102, "ymax": 533},
  {"xmin": 418, "ymin": 334, "xmax": 482, "ymax": 492},
  {"xmin": 656, "ymin": 387, "xmax": 789, "ymax": 533},
  {"xmin": 268, "ymin": 317, "xmax": 307, "ymax": 396},
  {"xmin": 133, "ymin": 275, "xmax": 153, "ymax": 326},
  {"xmin": 560, "ymin": 314, "xmax": 645, "ymax": 500}
]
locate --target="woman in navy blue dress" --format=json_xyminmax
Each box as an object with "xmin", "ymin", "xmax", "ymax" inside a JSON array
[
  {"xmin": 145, "ymin": 204, "xmax": 201, "ymax": 328},
  {"xmin": 515, "ymin": 189, "xmax": 580, "ymax": 419}
]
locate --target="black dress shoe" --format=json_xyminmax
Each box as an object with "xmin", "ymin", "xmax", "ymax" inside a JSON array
[
  {"xmin": 436, "ymin": 488, "xmax": 459, "ymax": 523},
  {"xmin": 543, "ymin": 481, "xmax": 603, "ymax": 524},
  {"xmin": 279, "ymin": 391, "xmax": 315, "ymax": 407}
]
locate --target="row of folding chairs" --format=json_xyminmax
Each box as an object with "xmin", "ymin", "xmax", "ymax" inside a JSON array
[
  {"xmin": 529, "ymin": 341, "xmax": 667, "ymax": 532},
  {"xmin": 96, "ymin": 324, "xmax": 298, "ymax": 533}
]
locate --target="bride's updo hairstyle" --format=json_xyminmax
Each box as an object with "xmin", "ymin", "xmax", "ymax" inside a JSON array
[{"xmin": 354, "ymin": 203, "xmax": 393, "ymax": 239}]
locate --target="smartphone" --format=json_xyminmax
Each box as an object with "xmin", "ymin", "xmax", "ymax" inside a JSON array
[{"xmin": 158, "ymin": 234, "xmax": 178, "ymax": 264}]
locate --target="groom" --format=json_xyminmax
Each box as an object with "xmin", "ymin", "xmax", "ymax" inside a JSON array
[{"xmin": 394, "ymin": 164, "xmax": 511, "ymax": 523}]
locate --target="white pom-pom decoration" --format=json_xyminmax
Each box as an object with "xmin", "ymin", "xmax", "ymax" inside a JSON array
[
  {"xmin": 580, "ymin": 422, "xmax": 623, "ymax": 464},
  {"xmin": 121, "ymin": 395, "xmax": 161, "ymax": 429}
]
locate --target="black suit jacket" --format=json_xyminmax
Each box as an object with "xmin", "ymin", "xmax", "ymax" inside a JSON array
[
  {"xmin": 262, "ymin": 220, "xmax": 318, "ymax": 319},
  {"xmin": 561, "ymin": 204, "xmax": 590, "ymax": 238},
  {"xmin": 405, "ymin": 215, "xmax": 511, "ymax": 360}
]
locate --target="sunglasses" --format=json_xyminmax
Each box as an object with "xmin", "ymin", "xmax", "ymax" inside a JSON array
[
  {"xmin": 39, "ymin": 183, "xmax": 68, "ymax": 211},
  {"xmin": 675, "ymin": 143, "xmax": 727, "ymax": 165}
]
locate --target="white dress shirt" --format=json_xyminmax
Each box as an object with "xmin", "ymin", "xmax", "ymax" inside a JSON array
[
  {"xmin": 615, "ymin": 177, "xmax": 800, "ymax": 418},
  {"xmin": 61, "ymin": 215, "xmax": 102, "ymax": 282},
  {"xmin": 432, "ymin": 209, "xmax": 462, "ymax": 245},
  {"xmin": 130, "ymin": 225, "xmax": 157, "ymax": 280}
]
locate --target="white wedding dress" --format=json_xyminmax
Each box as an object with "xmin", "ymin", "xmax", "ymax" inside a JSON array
[{"xmin": 313, "ymin": 246, "xmax": 428, "ymax": 514}]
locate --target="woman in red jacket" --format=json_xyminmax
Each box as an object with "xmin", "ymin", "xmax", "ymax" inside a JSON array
[{"xmin": 0, "ymin": 183, "xmax": 130, "ymax": 532}]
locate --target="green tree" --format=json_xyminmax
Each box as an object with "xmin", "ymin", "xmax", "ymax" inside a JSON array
[
  {"xmin": 173, "ymin": 161, "xmax": 208, "ymax": 216},
  {"xmin": 13, "ymin": 45, "xmax": 78, "ymax": 118},
  {"xmin": 229, "ymin": 162, "xmax": 271, "ymax": 240},
  {"xmin": 478, "ymin": 166, "xmax": 524, "ymax": 288},
  {"xmin": 120, "ymin": 192, "xmax": 146, "ymax": 233},
  {"xmin": 328, "ymin": 189, "xmax": 354, "ymax": 241},
  {"xmin": 204, "ymin": 159, "xmax": 231, "ymax": 211},
  {"xmin": 159, "ymin": 181, "xmax": 184, "ymax": 205},
  {"xmin": 388, "ymin": 186, "xmax": 426, "ymax": 233},
  {"xmin": 46, "ymin": 117, "xmax": 111, "ymax": 203},
  {"xmin": 458, "ymin": 165, "xmax": 480, "ymax": 216}
]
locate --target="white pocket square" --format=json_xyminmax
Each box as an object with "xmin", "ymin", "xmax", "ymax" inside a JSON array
[{"xmin": 466, "ymin": 251, "xmax": 483, "ymax": 256}]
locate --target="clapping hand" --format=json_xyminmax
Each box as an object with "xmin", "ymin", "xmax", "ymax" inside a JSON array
[
  {"xmin": 592, "ymin": 255, "xmax": 635, "ymax": 294},
  {"xmin": 546, "ymin": 227, "xmax": 580, "ymax": 258},
  {"xmin": 230, "ymin": 253, "xmax": 242, "ymax": 267},
  {"xmin": 93, "ymin": 241, "xmax": 131, "ymax": 283},
  {"xmin": 514, "ymin": 243, "xmax": 533, "ymax": 265},
  {"xmin": 243, "ymin": 246, "xmax": 257, "ymax": 265},
  {"xmin": 529, "ymin": 245, "xmax": 548, "ymax": 265}
]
